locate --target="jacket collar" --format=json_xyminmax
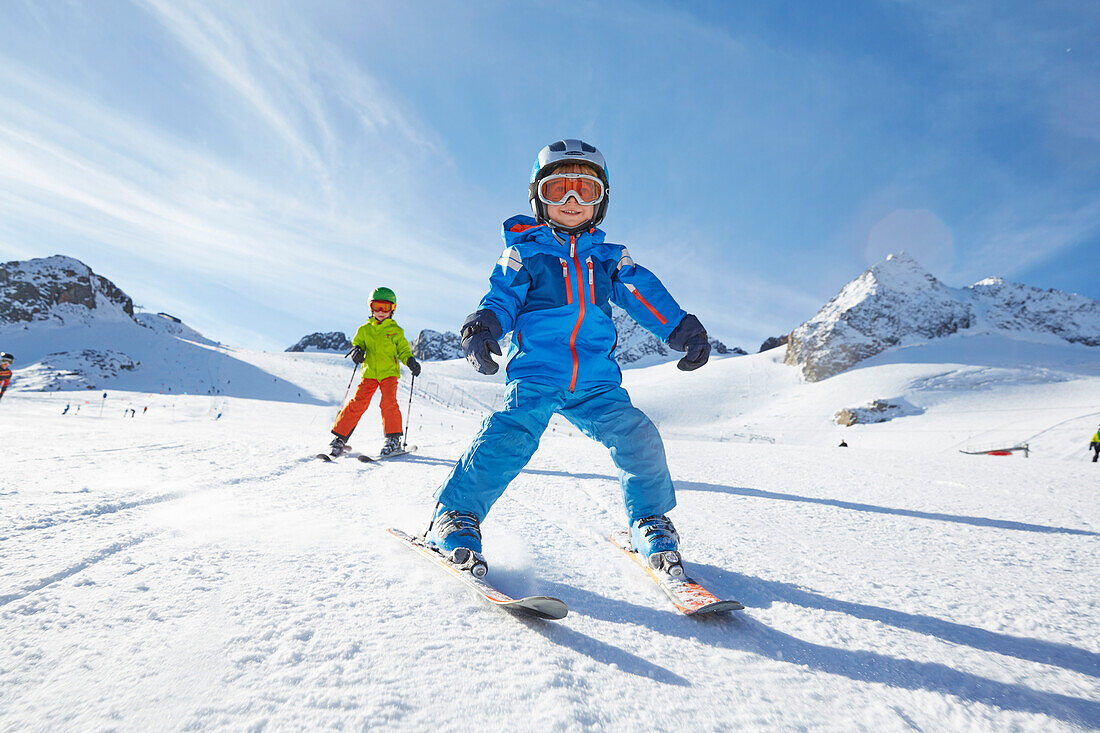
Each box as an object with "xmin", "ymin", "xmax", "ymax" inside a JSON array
[{"xmin": 502, "ymin": 215, "xmax": 605, "ymax": 248}]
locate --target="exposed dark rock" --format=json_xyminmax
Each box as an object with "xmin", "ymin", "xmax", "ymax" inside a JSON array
[
  {"xmin": 411, "ymin": 329, "xmax": 463, "ymax": 361},
  {"xmin": 1, "ymin": 255, "xmax": 135, "ymax": 326},
  {"xmin": 834, "ymin": 399, "xmax": 922, "ymax": 426},
  {"xmin": 759, "ymin": 335, "xmax": 788, "ymax": 353},
  {"xmin": 286, "ymin": 332, "xmax": 352, "ymax": 353}
]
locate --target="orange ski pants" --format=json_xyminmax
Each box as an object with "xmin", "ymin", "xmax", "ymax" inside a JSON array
[{"xmin": 332, "ymin": 376, "xmax": 402, "ymax": 438}]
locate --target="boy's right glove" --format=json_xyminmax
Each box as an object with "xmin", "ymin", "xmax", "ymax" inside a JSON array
[
  {"xmin": 461, "ymin": 309, "xmax": 503, "ymax": 375},
  {"xmin": 667, "ymin": 314, "xmax": 711, "ymax": 371},
  {"xmin": 348, "ymin": 346, "xmax": 365, "ymax": 365}
]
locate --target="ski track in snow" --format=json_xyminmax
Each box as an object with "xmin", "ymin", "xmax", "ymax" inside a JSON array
[{"xmin": 1, "ymin": 348, "xmax": 1099, "ymax": 732}]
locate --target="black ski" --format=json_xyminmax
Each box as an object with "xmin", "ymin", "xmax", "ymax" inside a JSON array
[{"xmin": 358, "ymin": 445, "xmax": 418, "ymax": 462}]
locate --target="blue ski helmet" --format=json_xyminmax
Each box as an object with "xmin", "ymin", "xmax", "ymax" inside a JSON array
[{"xmin": 528, "ymin": 139, "xmax": 610, "ymax": 234}]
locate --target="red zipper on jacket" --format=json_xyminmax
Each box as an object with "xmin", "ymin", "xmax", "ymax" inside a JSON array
[
  {"xmin": 560, "ymin": 259, "xmax": 571, "ymax": 304},
  {"xmin": 625, "ymin": 283, "xmax": 668, "ymax": 325},
  {"xmin": 567, "ymin": 235, "xmax": 586, "ymax": 392},
  {"xmin": 586, "ymin": 258, "xmax": 595, "ymax": 303}
]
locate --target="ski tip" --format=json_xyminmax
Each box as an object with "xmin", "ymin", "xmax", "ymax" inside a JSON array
[
  {"xmin": 684, "ymin": 599, "xmax": 745, "ymax": 615},
  {"xmin": 509, "ymin": 597, "xmax": 568, "ymax": 620},
  {"xmin": 316, "ymin": 453, "xmax": 333, "ymax": 462},
  {"xmin": 357, "ymin": 455, "xmax": 374, "ymax": 462}
]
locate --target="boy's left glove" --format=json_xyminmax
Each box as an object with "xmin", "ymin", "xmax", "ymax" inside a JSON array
[
  {"xmin": 461, "ymin": 309, "xmax": 503, "ymax": 375},
  {"xmin": 667, "ymin": 314, "xmax": 711, "ymax": 371},
  {"xmin": 405, "ymin": 356, "xmax": 421, "ymax": 377}
]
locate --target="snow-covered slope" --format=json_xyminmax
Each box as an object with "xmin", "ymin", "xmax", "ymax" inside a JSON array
[
  {"xmin": 785, "ymin": 253, "xmax": 1100, "ymax": 381},
  {"xmin": 1, "ymin": 344, "xmax": 1097, "ymax": 731},
  {"xmin": 134, "ymin": 311, "xmax": 219, "ymax": 347},
  {"xmin": 0, "ymin": 257, "xmax": 315, "ymax": 401}
]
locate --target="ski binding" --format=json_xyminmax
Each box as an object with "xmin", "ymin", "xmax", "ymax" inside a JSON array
[
  {"xmin": 609, "ymin": 530, "xmax": 743, "ymax": 615},
  {"xmin": 387, "ymin": 528, "xmax": 567, "ymax": 620},
  {"xmin": 358, "ymin": 445, "xmax": 418, "ymax": 463}
]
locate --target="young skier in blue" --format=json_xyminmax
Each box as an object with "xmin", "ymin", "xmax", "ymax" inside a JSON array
[{"xmin": 427, "ymin": 139, "xmax": 712, "ymax": 576}]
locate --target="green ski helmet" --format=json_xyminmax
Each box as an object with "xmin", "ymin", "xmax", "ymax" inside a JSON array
[{"xmin": 370, "ymin": 287, "xmax": 397, "ymax": 306}]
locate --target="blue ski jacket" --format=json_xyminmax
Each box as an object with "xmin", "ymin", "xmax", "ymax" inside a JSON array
[{"xmin": 478, "ymin": 215, "xmax": 688, "ymax": 391}]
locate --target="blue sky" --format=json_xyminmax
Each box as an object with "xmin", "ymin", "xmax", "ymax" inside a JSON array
[{"xmin": 1, "ymin": 0, "xmax": 1097, "ymax": 351}]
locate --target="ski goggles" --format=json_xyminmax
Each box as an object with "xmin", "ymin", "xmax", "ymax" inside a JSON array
[
  {"xmin": 536, "ymin": 173, "xmax": 606, "ymax": 206},
  {"xmin": 370, "ymin": 300, "xmax": 395, "ymax": 313}
]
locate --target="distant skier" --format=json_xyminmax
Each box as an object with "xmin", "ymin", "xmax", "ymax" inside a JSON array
[
  {"xmin": 839, "ymin": 439, "xmax": 848, "ymax": 447},
  {"xmin": 326, "ymin": 287, "xmax": 421, "ymax": 458},
  {"xmin": 1090, "ymin": 425, "xmax": 1100, "ymax": 463},
  {"xmin": 425, "ymin": 139, "xmax": 712, "ymax": 575},
  {"xmin": 0, "ymin": 353, "xmax": 13, "ymax": 402},
  {"xmin": 62, "ymin": 403, "xmax": 70, "ymax": 415}
]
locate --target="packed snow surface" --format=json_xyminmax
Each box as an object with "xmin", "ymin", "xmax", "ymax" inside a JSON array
[{"xmin": 2, "ymin": 343, "xmax": 1098, "ymax": 731}]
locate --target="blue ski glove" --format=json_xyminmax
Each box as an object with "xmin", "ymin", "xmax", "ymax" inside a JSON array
[
  {"xmin": 406, "ymin": 356, "xmax": 422, "ymax": 377},
  {"xmin": 668, "ymin": 314, "xmax": 711, "ymax": 371},
  {"xmin": 461, "ymin": 309, "xmax": 503, "ymax": 375}
]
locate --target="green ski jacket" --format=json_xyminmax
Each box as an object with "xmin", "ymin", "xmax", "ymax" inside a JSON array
[{"xmin": 352, "ymin": 318, "xmax": 413, "ymax": 381}]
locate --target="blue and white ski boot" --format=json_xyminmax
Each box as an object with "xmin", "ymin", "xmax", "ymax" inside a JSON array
[
  {"xmin": 426, "ymin": 508, "xmax": 488, "ymax": 578},
  {"xmin": 630, "ymin": 515, "xmax": 685, "ymax": 577}
]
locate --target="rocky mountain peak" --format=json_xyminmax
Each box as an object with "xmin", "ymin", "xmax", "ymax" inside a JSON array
[
  {"xmin": 784, "ymin": 253, "xmax": 1099, "ymax": 381},
  {"xmin": 286, "ymin": 332, "xmax": 352, "ymax": 353},
  {"xmin": 411, "ymin": 329, "xmax": 463, "ymax": 361},
  {"xmin": 1, "ymin": 255, "xmax": 135, "ymax": 328}
]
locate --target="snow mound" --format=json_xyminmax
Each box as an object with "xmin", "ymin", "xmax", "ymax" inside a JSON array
[
  {"xmin": 834, "ymin": 398, "xmax": 923, "ymax": 426},
  {"xmin": 135, "ymin": 312, "xmax": 218, "ymax": 347}
]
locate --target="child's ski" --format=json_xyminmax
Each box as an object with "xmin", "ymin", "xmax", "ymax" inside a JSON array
[
  {"xmin": 315, "ymin": 446, "xmax": 363, "ymax": 462},
  {"xmin": 387, "ymin": 528, "xmax": 567, "ymax": 620},
  {"xmin": 609, "ymin": 531, "xmax": 743, "ymax": 615},
  {"xmin": 358, "ymin": 445, "xmax": 418, "ymax": 463}
]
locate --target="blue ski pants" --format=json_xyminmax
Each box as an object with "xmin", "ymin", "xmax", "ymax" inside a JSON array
[{"xmin": 435, "ymin": 380, "xmax": 676, "ymax": 523}]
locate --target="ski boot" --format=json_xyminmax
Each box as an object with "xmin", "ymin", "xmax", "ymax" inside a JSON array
[
  {"xmin": 630, "ymin": 515, "xmax": 684, "ymax": 577},
  {"xmin": 380, "ymin": 433, "xmax": 404, "ymax": 456},
  {"xmin": 426, "ymin": 507, "xmax": 488, "ymax": 577},
  {"xmin": 329, "ymin": 435, "xmax": 348, "ymax": 458}
]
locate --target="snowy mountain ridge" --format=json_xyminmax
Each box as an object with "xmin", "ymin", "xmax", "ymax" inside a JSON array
[
  {"xmin": 0, "ymin": 256, "xmax": 315, "ymax": 401},
  {"xmin": 290, "ymin": 306, "xmax": 743, "ymax": 366},
  {"xmin": 1, "ymin": 255, "xmax": 135, "ymax": 328},
  {"xmin": 785, "ymin": 252, "xmax": 1100, "ymax": 381},
  {"xmin": 286, "ymin": 332, "xmax": 352, "ymax": 353}
]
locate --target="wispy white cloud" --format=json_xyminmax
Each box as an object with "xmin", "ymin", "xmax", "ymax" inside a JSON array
[{"xmin": 0, "ymin": 3, "xmax": 494, "ymax": 348}]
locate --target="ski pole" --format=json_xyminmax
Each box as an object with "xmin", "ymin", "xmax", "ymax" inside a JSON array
[
  {"xmin": 341, "ymin": 349, "xmax": 358, "ymax": 404},
  {"xmin": 403, "ymin": 373, "xmax": 416, "ymax": 449}
]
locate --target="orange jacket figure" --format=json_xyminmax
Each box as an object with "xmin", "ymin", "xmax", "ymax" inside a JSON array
[{"xmin": 0, "ymin": 354, "xmax": 12, "ymax": 400}]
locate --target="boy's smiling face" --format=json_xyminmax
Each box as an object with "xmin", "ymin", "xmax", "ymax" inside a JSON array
[
  {"xmin": 542, "ymin": 162, "xmax": 600, "ymax": 232},
  {"xmin": 546, "ymin": 200, "xmax": 595, "ymax": 231}
]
